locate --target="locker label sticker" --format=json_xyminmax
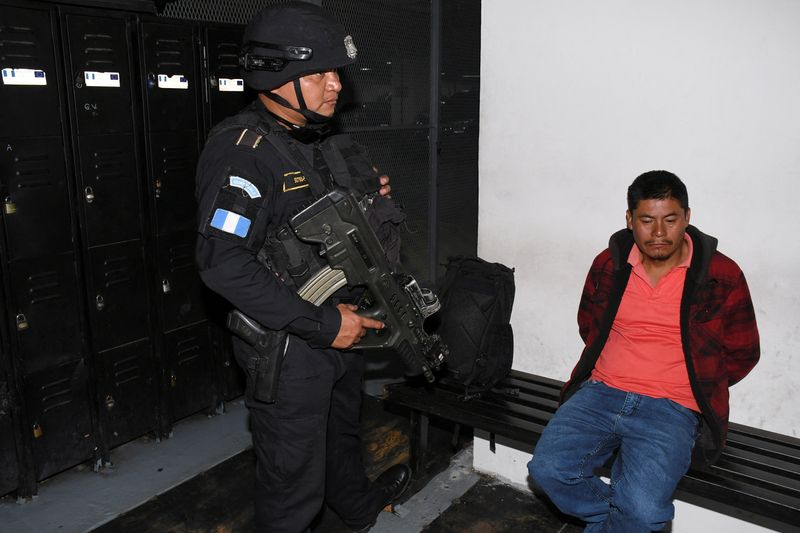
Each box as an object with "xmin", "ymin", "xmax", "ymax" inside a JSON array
[
  {"xmin": 2, "ymin": 68, "xmax": 47, "ymax": 86},
  {"xmin": 229, "ymin": 175, "xmax": 261, "ymax": 199},
  {"xmin": 157, "ymin": 74, "xmax": 189, "ymax": 90},
  {"xmin": 84, "ymin": 71, "xmax": 121, "ymax": 88},
  {"xmin": 218, "ymin": 78, "xmax": 244, "ymax": 92},
  {"xmin": 210, "ymin": 208, "xmax": 251, "ymax": 238}
]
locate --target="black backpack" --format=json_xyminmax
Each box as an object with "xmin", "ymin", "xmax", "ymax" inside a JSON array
[{"xmin": 436, "ymin": 256, "xmax": 515, "ymax": 395}]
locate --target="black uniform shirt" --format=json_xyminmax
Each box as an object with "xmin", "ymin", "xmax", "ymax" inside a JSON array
[{"xmin": 195, "ymin": 101, "xmax": 340, "ymax": 348}]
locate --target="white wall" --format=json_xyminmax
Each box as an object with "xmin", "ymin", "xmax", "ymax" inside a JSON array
[{"xmin": 477, "ymin": 0, "xmax": 800, "ymax": 527}]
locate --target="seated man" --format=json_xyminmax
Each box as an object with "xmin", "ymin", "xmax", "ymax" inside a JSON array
[{"xmin": 528, "ymin": 170, "xmax": 760, "ymax": 531}]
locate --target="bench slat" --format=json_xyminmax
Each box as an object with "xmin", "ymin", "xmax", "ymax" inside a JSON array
[{"xmin": 384, "ymin": 371, "xmax": 800, "ymax": 529}]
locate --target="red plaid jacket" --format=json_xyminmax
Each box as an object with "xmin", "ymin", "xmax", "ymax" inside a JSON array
[{"xmin": 562, "ymin": 225, "xmax": 760, "ymax": 468}]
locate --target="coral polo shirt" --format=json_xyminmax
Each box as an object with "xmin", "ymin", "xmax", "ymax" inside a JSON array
[{"xmin": 591, "ymin": 233, "xmax": 700, "ymax": 412}]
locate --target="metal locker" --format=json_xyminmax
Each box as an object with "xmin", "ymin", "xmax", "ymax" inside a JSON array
[
  {"xmin": 202, "ymin": 24, "xmax": 250, "ymax": 133},
  {"xmin": 23, "ymin": 358, "xmax": 95, "ymax": 481},
  {"xmin": 163, "ymin": 321, "xmax": 214, "ymax": 422},
  {"xmin": 85, "ymin": 241, "xmax": 150, "ymax": 351},
  {"xmin": 74, "ymin": 134, "xmax": 142, "ymax": 247},
  {"xmin": 0, "ymin": 137, "xmax": 74, "ymax": 260},
  {"xmin": 96, "ymin": 339, "xmax": 156, "ymax": 449},
  {"xmin": 0, "ymin": 4, "xmax": 62, "ymax": 139},
  {"xmin": 8, "ymin": 253, "xmax": 83, "ymax": 376},
  {"xmin": 63, "ymin": 13, "xmax": 134, "ymax": 136},
  {"xmin": 156, "ymin": 230, "xmax": 207, "ymax": 331},
  {"xmin": 139, "ymin": 20, "xmax": 200, "ymax": 133},
  {"xmin": 149, "ymin": 131, "xmax": 198, "ymax": 235}
]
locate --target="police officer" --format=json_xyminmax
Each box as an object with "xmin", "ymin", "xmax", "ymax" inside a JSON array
[{"xmin": 195, "ymin": 3, "xmax": 412, "ymax": 531}]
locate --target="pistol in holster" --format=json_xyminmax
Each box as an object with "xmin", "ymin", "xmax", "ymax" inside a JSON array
[{"xmin": 226, "ymin": 310, "xmax": 288, "ymax": 404}]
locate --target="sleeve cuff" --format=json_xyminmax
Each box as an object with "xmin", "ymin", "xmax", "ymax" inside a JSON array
[{"xmin": 286, "ymin": 304, "xmax": 341, "ymax": 349}]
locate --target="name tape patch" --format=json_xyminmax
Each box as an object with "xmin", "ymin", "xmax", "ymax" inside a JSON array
[
  {"xmin": 210, "ymin": 208, "xmax": 251, "ymax": 238},
  {"xmin": 283, "ymin": 171, "xmax": 309, "ymax": 192}
]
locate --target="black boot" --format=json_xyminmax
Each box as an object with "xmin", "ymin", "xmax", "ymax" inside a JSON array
[{"xmin": 352, "ymin": 464, "xmax": 413, "ymax": 532}]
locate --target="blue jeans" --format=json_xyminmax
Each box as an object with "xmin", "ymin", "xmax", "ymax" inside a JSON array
[{"xmin": 528, "ymin": 380, "xmax": 699, "ymax": 532}]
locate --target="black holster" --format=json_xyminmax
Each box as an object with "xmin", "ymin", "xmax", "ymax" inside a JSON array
[{"xmin": 227, "ymin": 310, "xmax": 288, "ymax": 404}]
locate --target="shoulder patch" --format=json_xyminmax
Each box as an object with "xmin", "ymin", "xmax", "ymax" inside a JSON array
[
  {"xmin": 229, "ymin": 175, "xmax": 262, "ymax": 199},
  {"xmin": 210, "ymin": 208, "xmax": 251, "ymax": 238}
]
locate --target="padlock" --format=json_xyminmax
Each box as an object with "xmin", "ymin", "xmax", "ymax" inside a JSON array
[
  {"xmin": 162, "ymin": 279, "xmax": 171, "ymax": 293},
  {"xmin": 154, "ymin": 179, "xmax": 162, "ymax": 199},
  {"xmin": 85, "ymin": 186, "xmax": 95, "ymax": 203},
  {"xmin": 32, "ymin": 423, "xmax": 43, "ymax": 439},
  {"xmin": 105, "ymin": 394, "xmax": 115, "ymax": 410},
  {"xmin": 16, "ymin": 313, "xmax": 28, "ymax": 331},
  {"xmin": 170, "ymin": 372, "xmax": 177, "ymax": 388},
  {"xmin": 3, "ymin": 197, "xmax": 16, "ymax": 215},
  {"xmin": 95, "ymin": 294, "xmax": 105, "ymax": 311}
]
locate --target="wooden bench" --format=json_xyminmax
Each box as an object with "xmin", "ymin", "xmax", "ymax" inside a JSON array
[{"xmin": 384, "ymin": 369, "xmax": 800, "ymax": 532}]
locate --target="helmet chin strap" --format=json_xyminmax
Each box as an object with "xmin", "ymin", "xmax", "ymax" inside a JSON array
[{"xmin": 264, "ymin": 78, "xmax": 332, "ymax": 127}]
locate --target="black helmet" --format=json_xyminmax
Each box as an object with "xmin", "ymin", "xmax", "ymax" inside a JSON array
[{"xmin": 240, "ymin": 2, "xmax": 357, "ymax": 92}]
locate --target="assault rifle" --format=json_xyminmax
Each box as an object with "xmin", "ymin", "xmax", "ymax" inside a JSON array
[
  {"xmin": 228, "ymin": 188, "xmax": 447, "ymax": 395},
  {"xmin": 290, "ymin": 188, "xmax": 447, "ymax": 382}
]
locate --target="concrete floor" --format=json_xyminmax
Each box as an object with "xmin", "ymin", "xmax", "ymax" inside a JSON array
[
  {"xmin": 0, "ymin": 400, "xmax": 252, "ymax": 532},
  {"xmin": 0, "ymin": 391, "xmax": 580, "ymax": 533}
]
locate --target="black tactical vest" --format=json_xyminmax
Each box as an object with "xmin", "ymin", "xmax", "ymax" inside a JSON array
[{"xmin": 207, "ymin": 104, "xmax": 405, "ymax": 292}]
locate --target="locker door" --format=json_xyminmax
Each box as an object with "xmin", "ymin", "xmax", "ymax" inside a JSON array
[
  {"xmin": 140, "ymin": 21, "xmax": 199, "ymax": 133},
  {"xmin": 63, "ymin": 14, "xmax": 133, "ymax": 136},
  {"xmin": 164, "ymin": 321, "xmax": 214, "ymax": 421},
  {"xmin": 0, "ymin": 138, "xmax": 73, "ymax": 260},
  {"xmin": 9, "ymin": 253, "xmax": 83, "ymax": 376},
  {"xmin": 86, "ymin": 241, "xmax": 149, "ymax": 351},
  {"xmin": 149, "ymin": 132, "xmax": 198, "ymax": 235},
  {"xmin": 64, "ymin": 13, "xmax": 143, "ymax": 249},
  {"xmin": 157, "ymin": 231, "xmax": 207, "ymax": 331},
  {"xmin": 75, "ymin": 134, "xmax": 142, "ymax": 247},
  {"xmin": 24, "ymin": 359, "xmax": 94, "ymax": 481},
  {"xmin": 0, "ymin": 5, "xmax": 61, "ymax": 139},
  {"xmin": 203, "ymin": 25, "xmax": 249, "ymax": 132},
  {"xmin": 96, "ymin": 339, "xmax": 156, "ymax": 449}
]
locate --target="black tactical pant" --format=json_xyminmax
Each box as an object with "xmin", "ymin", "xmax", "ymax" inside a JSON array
[{"xmin": 234, "ymin": 335, "xmax": 383, "ymax": 532}]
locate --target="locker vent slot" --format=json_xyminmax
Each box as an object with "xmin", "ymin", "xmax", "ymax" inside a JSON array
[
  {"xmin": 40, "ymin": 377, "xmax": 72, "ymax": 413},
  {"xmin": 27, "ymin": 270, "xmax": 63, "ymax": 305},
  {"xmin": 167, "ymin": 242, "xmax": 193, "ymax": 274},
  {"xmin": 154, "ymin": 38, "xmax": 185, "ymax": 69},
  {"xmin": 176, "ymin": 336, "xmax": 201, "ymax": 366},
  {"xmin": 215, "ymin": 41, "xmax": 239, "ymax": 72},
  {"xmin": 101, "ymin": 255, "xmax": 133, "ymax": 288},
  {"xmin": 81, "ymin": 32, "xmax": 116, "ymax": 68},
  {"xmin": 113, "ymin": 354, "xmax": 141, "ymax": 387},
  {"xmin": 0, "ymin": 24, "xmax": 37, "ymax": 61},
  {"xmin": 90, "ymin": 148, "xmax": 125, "ymax": 182}
]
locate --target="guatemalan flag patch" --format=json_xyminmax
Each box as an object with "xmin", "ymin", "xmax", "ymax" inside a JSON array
[{"xmin": 210, "ymin": 208, "xmax": 251, "ymax": 238}]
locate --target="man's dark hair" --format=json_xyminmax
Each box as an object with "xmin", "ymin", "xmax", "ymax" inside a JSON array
[{"xmin": 627, "ymin": 170, "xmax": 689, "ymax": 213}]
